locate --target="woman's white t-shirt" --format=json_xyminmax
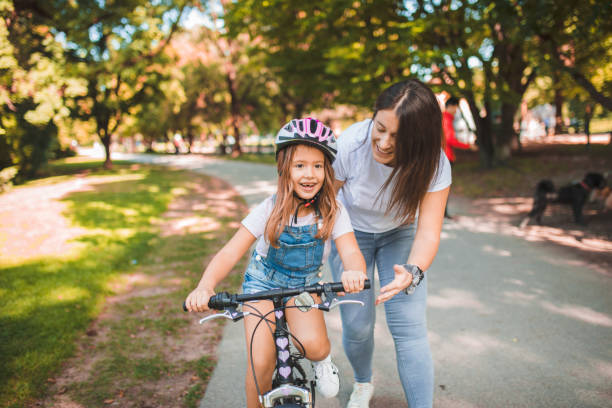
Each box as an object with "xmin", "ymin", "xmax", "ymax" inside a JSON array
[
  {"xmin": 334, "ymin": 119, "xmax": 452, "ymax": 233},
  {"xmin": 241, "ymin": 195, "xmax": 354, "ymax": 263}
]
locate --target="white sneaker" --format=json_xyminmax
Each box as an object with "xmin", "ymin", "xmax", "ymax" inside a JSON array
[
  {"xmin": 312, "ymin": 355, "xmax": 339, "ymax": 398},
  {"xmin": 346, "ymin": 381, "xmax": 374, "ymax": 408}
]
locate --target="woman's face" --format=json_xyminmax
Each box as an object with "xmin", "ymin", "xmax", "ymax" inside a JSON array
[
  {"xmin": 290, "ymin": 144, "xmax": 325, "ymax": 200},
  {"xmin": 371, "ymin": 109, "xmax": 398, "ymax": 165}
]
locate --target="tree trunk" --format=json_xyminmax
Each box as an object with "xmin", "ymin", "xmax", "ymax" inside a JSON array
[
  {"xmin": 466, "ymin": 96, "xmax": 494, "ymax": 169},
  {"xmin": 225, "ymin": 71, "xmax": 242, "ymax": 156},
  {"xmin": 186, "ymin": 128, "xmax": 194, "ymax": 153},
  {"xmin": 496, "ymin": 103, "xmax": 519, "ymax": 161},
  {"xmin": 553, "ymin": 72, "xmax": 565, "ymax": 134},
  {"xmin": 101, "ymin": 133, "xmax": 112, "ymax": 169}
]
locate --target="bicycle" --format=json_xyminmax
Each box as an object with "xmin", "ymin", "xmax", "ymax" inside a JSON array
[{"xmin": 184, "ymin": 279, "xmax": 370, "ymax": 407}]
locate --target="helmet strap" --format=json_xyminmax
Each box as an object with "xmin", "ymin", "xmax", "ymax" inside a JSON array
[{"xmin": 292, "ymin": 191, "xmax": 321, "ymax": 225}]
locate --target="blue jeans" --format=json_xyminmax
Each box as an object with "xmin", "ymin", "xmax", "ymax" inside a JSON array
[{"xmin": 329, "ymin": 224, "xmax": 433, "ymax": 408}]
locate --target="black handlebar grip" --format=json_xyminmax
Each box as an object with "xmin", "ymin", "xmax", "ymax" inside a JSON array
[
  {"xmin": 182, "ymin": 301, "xmax": 188, "ymax": 312},
  {"xmin": 327, "ymin": 278, "xmax": 371, "ymax": 292},
  {"xmin": 208, "ymin": 292, "xmax": 232, "ymax": 310}
]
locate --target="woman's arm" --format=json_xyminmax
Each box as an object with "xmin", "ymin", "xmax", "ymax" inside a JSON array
[
  {"xmin": 376, "ymin": 186, "xmax": 449, "ymax": 304},
  {"xmin": 186, "ymin": 225, "xmax": 256, "ymax": 312},
  {"xmin": 334, "ymin": 231, "xmax": 367, "ymax": 293}
]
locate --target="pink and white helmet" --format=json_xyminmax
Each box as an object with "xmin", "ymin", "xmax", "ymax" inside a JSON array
[{"xmin": 275, "ymin": 118, "xmax": 338, "ymax": 162}]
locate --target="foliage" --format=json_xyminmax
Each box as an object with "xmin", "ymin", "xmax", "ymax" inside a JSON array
[
  {"xmin": 522, "ymin": 0, "xmax": 612, "ymax": 110},
  {"xmin": 0, "ymin": 165, "xmax": 16, "ymax": 192},
  {"xmin": 0, "ymin": 0, "xmax": 87, "ymax": 179},
  {"xmin": 224, "ymin": 0, "xmax": 611, "ymax": 166},
  {"xmin": 37, "ymin": 0, "xmax": 193, "ymax": 167}
]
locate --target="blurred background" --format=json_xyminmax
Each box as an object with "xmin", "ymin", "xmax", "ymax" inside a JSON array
[
  {"xmin": 1, "ymin": 0, "xmax": 611, "ymax": 184},
  {"xmin": 1, "ymin": 1, "xmax": 611, "ymax": 407}
]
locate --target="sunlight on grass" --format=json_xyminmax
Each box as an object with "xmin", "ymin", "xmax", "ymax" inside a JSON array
[
  {"xmin": 0, "ymin": 162, "xmax": 184, "ymax": 407},
  {"xmin": 0, "ymin": 159, "xmax": 250, "ymax": 408},
  {"xmin": 46, "ymin": 286, "xmax": 90, "ymax": 303}
]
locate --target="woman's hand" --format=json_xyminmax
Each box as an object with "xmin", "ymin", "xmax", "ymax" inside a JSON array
[
  {"xmin": 376, "ymin": 264, "xmax": 413, "ymax": 305},
  {"xmin": 185, "ymin": 286, "xmax": 215, "ymax": 312},
  {"xmin": 341, "ymin": 270, "xmax": 367, "ymax": 294}
]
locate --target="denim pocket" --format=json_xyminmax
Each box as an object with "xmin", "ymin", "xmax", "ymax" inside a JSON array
[
  {"xmin": 269, "ymin": 240, "xmax": 318, "ymax": 272},
  {"xmin": 242, "ymin": 255, "xmax": 274, "ymax": 294}
]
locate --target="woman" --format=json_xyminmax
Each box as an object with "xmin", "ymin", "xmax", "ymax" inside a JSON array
[{"xmin": 329, "ymin": 79, "xmax": 451, "ymax": 408}]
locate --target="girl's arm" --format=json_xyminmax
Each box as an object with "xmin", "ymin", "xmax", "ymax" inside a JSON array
[
  {"xmin": 185, "ymin": 225, "xmax": 256, "ymax": 312},
  {"xmin": 334, "ymin": 231, "xmax": 367, "ymax": 293},
  {"xmin": 376, "ymin": 186, "xmax": 449, "ymax": 304}
]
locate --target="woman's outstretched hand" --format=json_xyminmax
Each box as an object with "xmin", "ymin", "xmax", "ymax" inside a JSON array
[
  {"xmin": 185, "ymin": 286, "xmax": 215, "ymax": 312},
  {"xmin": 376, "ymin": 264, "xmax": 413, "ymax": 305}
]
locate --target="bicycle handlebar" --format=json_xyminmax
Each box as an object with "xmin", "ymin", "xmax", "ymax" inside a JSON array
[{"xmin": 183, "ymin": 279, "xmax": 371, "ymax": 312}]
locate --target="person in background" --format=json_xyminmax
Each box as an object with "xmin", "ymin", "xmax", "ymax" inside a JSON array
[{"xmin": 442, "ymin": 96, "xmax": 471, "ymax": 219}]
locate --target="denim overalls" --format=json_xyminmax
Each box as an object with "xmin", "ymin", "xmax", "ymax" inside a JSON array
[{"xmin": 242, "ymin": 222, "xmax": 325, "ymax": 297}]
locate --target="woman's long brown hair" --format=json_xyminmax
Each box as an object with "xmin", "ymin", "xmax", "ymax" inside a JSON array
[
  {"xmin": 375, "ymin": 79, "xmax": 443, "ymax": 223},
  {"xmin": 264, "ymin": 144, "xmax": 339, "ymax": 248}
]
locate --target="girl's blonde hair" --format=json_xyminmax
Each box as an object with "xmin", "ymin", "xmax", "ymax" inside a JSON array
[{"xmin": 264, "ymin": 144, "xmax": 338, "ymax": 247}]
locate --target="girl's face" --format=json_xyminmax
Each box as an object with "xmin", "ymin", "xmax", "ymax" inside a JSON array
[
  {"xmin": 371, "ymin": 109, "xmax": 399, "ymax": 165},
  {"xmin": 290, "ymin": 144, "xmax": 325, "ymax": 200}
]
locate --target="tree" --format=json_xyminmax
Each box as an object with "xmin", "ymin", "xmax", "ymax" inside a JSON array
[
  {"xmin": 524, "ymin": 0, "xmax": 612, "ymax": 112},
  {"xmin": 1, "ymin": 0, "xmax": 86, "ymax": 179},
  {"xmin": 31, "ymin": 0, "xmax": 192, "ymax": 168}
]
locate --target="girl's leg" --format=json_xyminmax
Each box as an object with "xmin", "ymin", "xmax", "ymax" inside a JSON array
[
  {"xmin": 243, "ymin": 300, "xmax": 276, "ymax": 408},
  {"xmin": 376, "ymin": 226, "xmax": 434, "ymax": 408},
  {"xmin": 329, "ymin": 231, "xmax": 377, "ymax": 383},
  {"xmin": 287, "ymin": 295, "xmax": 339, "ymax": 398},
  {"xmin": 286, "ymin": 295, "xmax": 330, "ymax": 360}
]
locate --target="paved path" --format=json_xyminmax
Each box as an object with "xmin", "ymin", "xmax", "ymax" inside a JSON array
[{"xmin": 93, "ymin": 152, "xmax": 612, "ymax": 407}]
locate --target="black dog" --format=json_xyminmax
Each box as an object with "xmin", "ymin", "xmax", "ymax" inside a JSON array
[{"xmin": 521, "ymin": 172, "xmax": 607, "ymax": 226}]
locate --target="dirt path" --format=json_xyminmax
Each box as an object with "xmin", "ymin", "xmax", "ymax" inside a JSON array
[{"xmin": 0, "ymin": 176, "xmax": 93, "ymax": 261}]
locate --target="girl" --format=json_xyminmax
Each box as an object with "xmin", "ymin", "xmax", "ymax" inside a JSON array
[
  {"xmin": 329, "ymin": 79, "xmax": 451, "ymax": 408},
  {"xmin": 185, "ymin": 118, "xmax": 367, "ymax": 408}
]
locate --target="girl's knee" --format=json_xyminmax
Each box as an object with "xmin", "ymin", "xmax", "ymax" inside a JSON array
[{"xmin": 300, "ymin": 335, "xmax": 331, "ymax": 361}]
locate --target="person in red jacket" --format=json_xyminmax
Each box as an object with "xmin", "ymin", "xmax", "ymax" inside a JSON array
[{"xmin": 443, "ymin": 97, "xmax": 471, "ymax": 219}]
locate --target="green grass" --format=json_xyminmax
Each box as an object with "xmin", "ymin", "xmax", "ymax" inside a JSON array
[
  {"xmin": 0, "ymin": 158, "xmax": 247, "ymax": 407},
  {"xmin": 590, "ymin": 116, "xmax": 612, "ymax": 134}
]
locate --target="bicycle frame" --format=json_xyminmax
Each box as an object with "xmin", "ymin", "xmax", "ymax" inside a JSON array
[{"xmin": 260, "ymin": 294, "xmax": 312, "ymax": 407}]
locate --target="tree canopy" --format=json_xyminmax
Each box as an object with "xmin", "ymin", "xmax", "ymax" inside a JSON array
[{"xmin": 1, "ymin": 0, "xmax": 610, "ymax": 178}]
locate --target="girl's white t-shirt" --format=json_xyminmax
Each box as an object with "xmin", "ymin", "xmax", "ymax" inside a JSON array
[
  {"xmin": 241, "ymin": 195, "xmax": 354, "ymax": 263},
  {"xmin": 334, "ymin": 119, "xmax": 452, "ymax": 233}
]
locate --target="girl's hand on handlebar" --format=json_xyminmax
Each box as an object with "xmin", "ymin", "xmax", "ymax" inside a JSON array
[
  {"xmin": 376, "ymin": 264, "xmax": 413, "ymax": 305},
  {"xmin": 185, "ymin": 286, "xmax": 215, "ymax": 312},
  {"xmin": 341, "ymin": 270, "xmax": 367, "ymax": 294}
]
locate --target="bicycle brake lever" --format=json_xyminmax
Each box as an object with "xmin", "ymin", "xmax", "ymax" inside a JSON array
[
  {"xmin": 199, "ymin": 309, "xmax": 250, "ymax": 324},
  {"xmin": 328, "ymin": 299, "xmax": 365, "ymax": 310}
]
